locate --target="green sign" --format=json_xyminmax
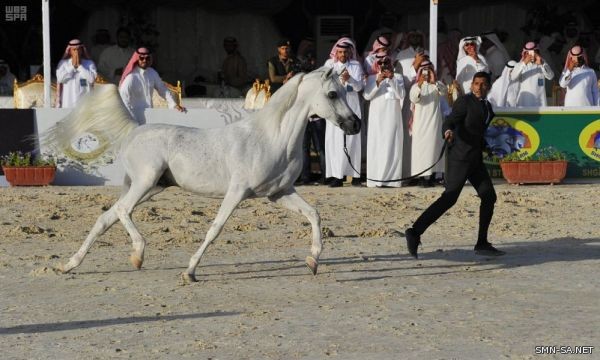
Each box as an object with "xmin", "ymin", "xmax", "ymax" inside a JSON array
[{"xmin": 484, "ymin": 109, "xmax": 600, "ymax": 178}]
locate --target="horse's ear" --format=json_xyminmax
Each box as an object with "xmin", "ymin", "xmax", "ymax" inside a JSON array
[{"xmin": 322, "ymin": 67, "xmax": 334, "ymax": 80}]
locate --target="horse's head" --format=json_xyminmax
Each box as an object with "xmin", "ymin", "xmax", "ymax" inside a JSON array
[{"xmin": 304, "ymin": 67, "xmax": 361, "ymax": 135}]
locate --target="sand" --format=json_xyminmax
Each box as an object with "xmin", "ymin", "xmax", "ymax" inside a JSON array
[{"xmin": 0, "ymin": 183, "xmax": 598, "ymax": 359}]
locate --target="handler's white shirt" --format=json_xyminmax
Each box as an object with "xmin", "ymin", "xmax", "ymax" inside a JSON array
[
  {"xmin": 56, "ymin": 58, "xmax": 97, "ymax": 108},
  {"xmin": 119, "ymin": 67, "xmax": 177, "ymax": 124},
  {"xmin": 559, "ymin": 65, "xmax": 599, "ymax": 106},
  {"xmin": 510, "ymin": 61, "xmax": 554, "ymax": 107}
]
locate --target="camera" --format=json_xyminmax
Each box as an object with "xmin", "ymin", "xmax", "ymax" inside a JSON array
[{"xmin": 378, "ymin": 57, "xmax": 393, "ymax": 72}]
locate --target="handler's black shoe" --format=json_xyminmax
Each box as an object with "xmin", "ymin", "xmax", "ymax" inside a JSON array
[
  {"xmin": 474, "ymin": 242, "xmax": 505, "ymax": 256},
  {"xmin": 405, "ymin": 228, "xmax": 421, "ymax": 259}
]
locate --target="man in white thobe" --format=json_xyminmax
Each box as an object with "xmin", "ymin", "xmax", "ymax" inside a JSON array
[
  {"xmin": 488, "ymin": 60, "xmax": 519, "ymax": 108},
  {"xmin": 98, "ymin": 28, "xmax": 135, "ymax": 84},
  {"xmin": 56, "ymin": 39, "xmax": 97, "ymax": 108},
  {"xmin": 324, "ymin": 37, "xmax": 364, "ymax": 187},
  {"xmin": 363, "ymin": 51, "xmax": 405, "ymax": 188},
  {"xmin": 559, "ymin": 45, "xmax": 599, "ymax": 106},
  {"xmin": 456, "ymin": 36, "xmax": 489, "ymax": 95},
  {"xmin": 409, "ymin": 61, "xmax": 448, "ymax": 187},
  {"xmin": 510, "ymin": 41, "xmax": 554, "ymax": 107},
  {"xmin": 119, "ymin": 47, "xmax": 186, "ymax": 124}
]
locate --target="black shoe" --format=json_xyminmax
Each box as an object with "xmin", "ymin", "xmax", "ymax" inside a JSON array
[
  {"xmin": 351, "ymin": 178, "xmax": 362, "ymax": 187},
  {"xmin": 329, "ymin": 178, "xmax": 343, "ymax": 188},
  {"xmin": 474, "ymin": 242, "xmax": 505, "ymax": 256},
  {"xmin": 405, "ymin": 228, "xmax": 421, "ymax": 259},
  {"xmin": 419, "ymin": 177, "xmax": 434, "ymax": 188}
]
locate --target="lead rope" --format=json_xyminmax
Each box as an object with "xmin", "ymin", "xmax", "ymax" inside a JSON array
[{"xmin": 343, "ymin": 135, "xmax": 447, "ymax": 183}]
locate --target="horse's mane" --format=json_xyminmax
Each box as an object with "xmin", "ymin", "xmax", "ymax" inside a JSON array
[
  {"xmin": 253, "ymin": 72, "xmax": 304, "ymax": 130},
  {"xmin": 41, "ymin": 84, "xmax": 137, "ymax": 163}
]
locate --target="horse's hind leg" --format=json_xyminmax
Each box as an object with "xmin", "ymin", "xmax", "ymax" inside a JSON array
[
  {"xmin": 183, "ymin": 187, "xmax": 248, "ymax": 283},
  {"xmin": 269, "ymin": 188, "xmax": 322, "ymax": 275}
]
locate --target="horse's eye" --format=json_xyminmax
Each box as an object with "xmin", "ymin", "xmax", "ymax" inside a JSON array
[{"xmin": 327, "ymin": 91, "xmax": 337, "ymax": 99}]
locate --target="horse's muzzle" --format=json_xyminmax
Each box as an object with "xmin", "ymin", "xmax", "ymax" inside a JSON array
[{"xmin": 342, "ymin": 115, "xmax": 361, "ymax": 135}]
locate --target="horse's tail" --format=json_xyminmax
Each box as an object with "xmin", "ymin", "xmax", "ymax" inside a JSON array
[{"xmin": 41, "ymin": 84, "xmax": 137, "ymax": 165}]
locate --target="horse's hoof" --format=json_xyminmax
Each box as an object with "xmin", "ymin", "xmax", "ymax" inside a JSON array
[
  {"xmin": 305, "ymin": 256, "xmax": 318, "ymax": 276},
  {"xmin": 56, "ymin": 263, "xmax": 71, "ymax": 274},
  {"xmin": 182, "ymin": 272, "xmax": 197, "ymax": 283},
  {"xmin": 130, "ymin": 254, "xmax": 143, "ymax": 270}
]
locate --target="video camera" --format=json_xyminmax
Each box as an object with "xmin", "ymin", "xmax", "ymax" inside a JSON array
[{"xmin": 378, "ymin": 57, "xmax": 393, "ymax": 73}]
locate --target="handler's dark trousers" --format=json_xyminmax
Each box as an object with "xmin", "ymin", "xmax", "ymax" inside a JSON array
[{"xmin": 412, "ymin": 159, "xmax": 497, "ymax": 244}]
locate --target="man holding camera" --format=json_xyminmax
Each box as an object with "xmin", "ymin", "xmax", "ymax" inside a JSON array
[
  {"xmin": 559, "ymin": 45, "xmax": 598, "ymax": 106},
  {"xmin": 267, "ymin": 39, "xmax": 298, "ymax": 93},
  {"xmin": 510, "ymin": 41, "xmax": 554, "ymax": 107},
  {"xmin": 323, "ymin": 37, "xmax": 364, "ymax": 187},
  {"xmin": 363, "ymin": 51, "xmax": 406, "ymax": 188},
  {"xmin": 409, "ymin": 60, "xmax": 449, "ymax": 187}
]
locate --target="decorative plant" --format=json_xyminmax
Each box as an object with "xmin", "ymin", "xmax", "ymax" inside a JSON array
[
  {"xmin": 500, "ymin": 146, "xmax": 566, "ymax": 162},
  {"xmin": 1, "ymin": 151, "xmax": 56, "ymax": 167}
]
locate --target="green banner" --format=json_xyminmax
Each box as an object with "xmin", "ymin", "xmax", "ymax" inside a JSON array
[{"xmin": 484, "ymin": 110, "xmax": 600, "ymax": 178}]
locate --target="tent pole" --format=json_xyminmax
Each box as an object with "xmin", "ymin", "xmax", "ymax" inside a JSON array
[
  {"xmin": 42, "ymin": 0, "xmax": 51, "ymax": 108},
  {"xmin": 429, "ymin": 0, "xmax": 438, "ymax": 69}
]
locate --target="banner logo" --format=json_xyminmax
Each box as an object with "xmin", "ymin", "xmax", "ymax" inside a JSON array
[
  {"xmin": 578, "ymin": 119, "xmax": 600, "ymax": 162},
  {"xmin": 484, "ymin": 117, "xmax": 540, "ymax": 163}
]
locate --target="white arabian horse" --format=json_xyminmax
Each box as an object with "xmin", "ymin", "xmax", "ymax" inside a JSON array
[{"xmin": 46, "ymin": 67, "xmax": 360, "ymax": 282}]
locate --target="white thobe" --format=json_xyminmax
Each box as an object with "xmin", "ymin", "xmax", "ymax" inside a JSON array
[
  {"xmin": 510, "ymin": 61, "xmax": 554, "ymax": 107},
  {"xmin": 324, "ymin": 59, "xmax": 364, "ymax": 178},
  {"xmin": 395, "ymin": 47, "xmax": 428, "ymax": 122},
  {"xmin": 56, "ymin": 58, "xmax": 97, "ymax": 108},
  {"xmin": 559, "ymin": 66, "xmax": 599, "ymax": 106},
  {"xmin": 395, "ymin": 47, "xmax": 427, "ymax": 84},
  {"xmin": 98, "ymin": 45, "xmax": 135, "ymax": 83},
  {"xmin": 488, "ymin": 66, "xmax": 519, "ymax": 108},
  {"xmin": 363, "ymin": 74, "xmax": 405, "ymax": 187},
  {"xmin": 456, "ymin": 55, "xmax": 489, "ymax": 94},
  {"xmin": 119, "ymin": 67, "xmax": 177, "ymax": 124},
  {"xmin": 409, "ymin": 82, "xmax": 446, "ymax": 177}
]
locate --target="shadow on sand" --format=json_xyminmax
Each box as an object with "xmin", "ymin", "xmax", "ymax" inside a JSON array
[{"xmin": 0, "ymin": 311, "xmax": 239, "ymax": 335}]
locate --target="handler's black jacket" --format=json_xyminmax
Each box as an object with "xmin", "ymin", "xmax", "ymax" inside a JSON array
[{"xmin": 442, "ymin": 93, "xmax": 494, "ymax": 162}]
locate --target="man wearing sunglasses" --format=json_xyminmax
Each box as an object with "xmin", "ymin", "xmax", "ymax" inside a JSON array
[
  {"xmin": 119, "ymin": 47, "xmax": 186, "ymax": 124},
  {"xmin": 456, "ymin": 36, "xmax": 489, "ymax": 95}
]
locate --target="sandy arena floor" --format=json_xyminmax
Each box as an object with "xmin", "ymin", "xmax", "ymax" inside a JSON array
[{"xmin": 0, "ymin": 184, "xmax": 598, "ymax": 359}]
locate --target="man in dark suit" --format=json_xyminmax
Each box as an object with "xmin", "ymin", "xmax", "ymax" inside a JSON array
[{"xmin": 405, "ymin": 71, "xmax": 505, "ymax": 258}]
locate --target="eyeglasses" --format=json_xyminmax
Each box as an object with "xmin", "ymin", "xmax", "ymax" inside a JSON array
[
  {"xmin": 464, "ymin": 43, "xmax": 476, "ymax": 47},
  {"xmin": 138, "ymin": 55, "xmax": 151, "ymax": 60}
]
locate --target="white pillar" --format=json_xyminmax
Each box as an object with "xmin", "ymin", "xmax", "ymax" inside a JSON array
[
  {"xmin": 429, "ymin": 0, "xmax": 438, "ymax": 68},
  {"xmin": 42, "ymin": 0, "xmax": 51, "ymax": 108}
]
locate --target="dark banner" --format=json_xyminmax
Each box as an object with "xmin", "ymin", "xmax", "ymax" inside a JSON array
[{"xmin": 0, "ymin": 109, "xmax": 35, "ymax": 175}]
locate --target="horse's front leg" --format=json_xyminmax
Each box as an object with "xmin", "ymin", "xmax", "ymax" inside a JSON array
[
  {"xmin": 269, "ymin": 187, "xmax": 322, "ymax": 275},
  {"xmin": 183, "ymin": 187, "xmax": 249, "ymax": 283},
  {"xmin": 58, "ymin": 206, "xmax": 120, "ymax": 273}
]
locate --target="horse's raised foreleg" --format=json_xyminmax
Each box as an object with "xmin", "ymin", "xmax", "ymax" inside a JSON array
[
  {"xmin": 183, "ymin": 187, "xmax": 249, "ymax": 283},
  {"xmin": 58, "ymin": 205, "xmax": 120, "ymax": 273},
  {"xmin": 269, "ymin": 187, "xmax": 321, "ymax": 275}
]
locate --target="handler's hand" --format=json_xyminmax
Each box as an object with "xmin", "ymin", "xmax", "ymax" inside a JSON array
[{"xmin": 444, "ymin": 129, "xmax": 454, "ymax": 143}]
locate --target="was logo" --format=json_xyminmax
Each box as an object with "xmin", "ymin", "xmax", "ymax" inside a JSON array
[
  {"xmin": 484, "ymin": 117, "xmax": 540, "ymax": 163},
  {"xmin": 578, "ymin": 119, "xmax": 600, "ymax": 162}
]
